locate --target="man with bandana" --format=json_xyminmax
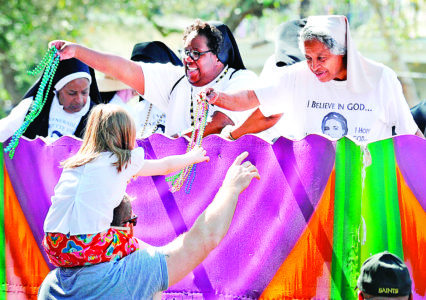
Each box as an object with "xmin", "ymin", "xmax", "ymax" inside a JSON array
[{"xmin": 49, "ymin": 19, "xmax": 257, "ymax": 138}]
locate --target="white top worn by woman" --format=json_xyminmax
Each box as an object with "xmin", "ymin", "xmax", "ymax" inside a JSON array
[
  {"xmin": 256, "ymin": 62, "xmax": 417, "ymax": 143},
  {"xmin": 141, "ymin": 62, "xmax": 257, "ymax": 136},
  {"xmin": 255, "ymin": 15, "xmax": 418, "ymax": 143},
  {"xmin": 44, "ymin": 147, "xmax": 145, "ymax": 235}
]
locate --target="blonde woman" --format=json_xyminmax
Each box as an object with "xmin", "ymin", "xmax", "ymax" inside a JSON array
[{"xmin": 42, "ymin": 104, "xmax": 208, "ymax": 268}]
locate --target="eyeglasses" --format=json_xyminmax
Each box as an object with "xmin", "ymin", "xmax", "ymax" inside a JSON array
[
  {"xmin": 122, "ymin": 215, "xmax": 138, "ymax": 227},
  {"xmin": 178, "ymin": 49, "xmax": 213, "ymax": 61}
]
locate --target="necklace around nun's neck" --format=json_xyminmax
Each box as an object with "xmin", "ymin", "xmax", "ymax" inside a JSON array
[{"xmin": 4, "ymin": 47, "xmax": 60, "ymax": 159}]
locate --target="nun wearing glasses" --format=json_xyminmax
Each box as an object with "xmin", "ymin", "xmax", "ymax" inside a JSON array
[{"xmin": 49, "ymin": 19, "xmax": 258, "ymax": 138}]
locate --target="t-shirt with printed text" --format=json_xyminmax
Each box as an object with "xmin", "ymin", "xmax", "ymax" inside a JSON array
[{"xmin": 255, "ymin": 62, "xmax": 417, "ymax": 143}]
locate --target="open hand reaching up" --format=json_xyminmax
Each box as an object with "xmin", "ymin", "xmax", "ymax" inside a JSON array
[
  {"xmin": 222, "ymin": 152, "xmax": 260, "ymax": 194},
  {"xmin": 186, "ymin": 145, "xmax": 210, "ymax": 164}
]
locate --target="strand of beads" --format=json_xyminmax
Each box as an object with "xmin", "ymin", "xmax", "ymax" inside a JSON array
[
  {"xmin": 185, "ymin": 163, "xmax": 197, "ymax": 194},
  {"xmin": 4, "ymin": 47, "xmax": 60, "ymax": 159},
  {"xmin": 139, "ymin": 103, "xmax": 152, "ymax": 138},
  {"xmin": 167, "ymin": 94, "xmax": 209, "ymax": 193},
  {"xmin": 183, "ymin": 98, "xmax": 209, "ymax": 194}
]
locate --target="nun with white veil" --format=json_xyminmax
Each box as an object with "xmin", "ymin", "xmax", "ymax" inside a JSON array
[
  {"xmin": 0, "ymin": 58, "xmax": 102, "ymax": 143},
  {"xmin": 203, "ymin": 15, "xmax": 423, "ymax": 143}
]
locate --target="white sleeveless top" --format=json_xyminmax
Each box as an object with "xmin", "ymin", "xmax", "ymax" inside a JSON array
[{"xmin": 44, "ymin": 147, "xmax": 145, "ymax": 235}]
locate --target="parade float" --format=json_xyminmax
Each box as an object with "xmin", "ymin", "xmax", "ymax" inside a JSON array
[{"xmin": 1, "ymin": 132, "xmax": 425, "ymax": 299}]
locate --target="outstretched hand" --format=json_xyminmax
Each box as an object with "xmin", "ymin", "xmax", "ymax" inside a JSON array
[
  {"xmin": 222, "ymin": 152, "xmax": 260, "ymax": 194},
  {"xmin": 48, "ymin": 40, "xmax": 77, "ymax": 60},
  {"xmin": 187, "ymin": 145, "xmax": 210, "ymax": 164},
  {"xmin": 200, "ymin": 87, "xmax": 219, "ymax": 104}
]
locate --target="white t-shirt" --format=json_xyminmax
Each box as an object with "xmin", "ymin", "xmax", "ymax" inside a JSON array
[
  {"xmin": 251, "ymin": 55, "xmax": 295, "ymax": 142},
  {"xmin": 255, "ymin": 62, "xmax": 418, "ymax": 143},
  {"xmin": 44, "ymin": 147, "xmax": 145, "ymax": 235},
  {"xmin": 141, "ymin": 62, "xmax": 258, "ymax": 136},
  {"xmin": 107, "ymin": 94, "xmax": 166, "ymax": 138}
]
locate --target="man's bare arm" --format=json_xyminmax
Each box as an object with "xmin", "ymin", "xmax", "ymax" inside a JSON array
[
  {"xmin": 161, "ymin": 152, "xmax": 260, "ymax": 287},
  {"xmin": 230, "ymin": 109, "xmax": 283, "ymax": 140},
  {"xmin": 202, "ymin": 111, "xmax": 235, "ymax": 137}
]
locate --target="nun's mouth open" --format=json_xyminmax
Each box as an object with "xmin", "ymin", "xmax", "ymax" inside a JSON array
[{"xmin": 185, "ymin": 65, "xmax": 200, "ymax": 82}]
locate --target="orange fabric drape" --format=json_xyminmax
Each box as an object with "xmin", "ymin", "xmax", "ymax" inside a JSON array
[
  {"xmin": 4, "ymin": 167, "xmax": 50, "ymax": 298},
  {"xmin": 260, "ymin": 171, "xmax": 335, "ymax": 299},
  {"xmin": 397, "ymin": 168, "xmax": 426, "ymax": 297}
]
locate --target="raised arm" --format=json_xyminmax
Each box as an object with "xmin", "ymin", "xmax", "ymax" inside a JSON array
[
  {"xmin": 136, "ymin": 146, "xmax": 209, "ymax": 177},
  {"xmin": 49, "ymin": 40, "xmax": 145, "ymax": 95},
  {"xmin": 161, "ymin": 152, "xmax": 260, "ymax": 287},
  {"xmin": 203, "ymin": 88, "xmax": 260, "ymax": 111}
]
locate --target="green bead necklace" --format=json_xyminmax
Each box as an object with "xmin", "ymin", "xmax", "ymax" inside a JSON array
[
  {"xmin": 166, "ymin": 94, "xmax": 209, "ymax": 193},
  {"xmin": 4, "ymin": 47, "xmax": 60, "ymax": 159}
]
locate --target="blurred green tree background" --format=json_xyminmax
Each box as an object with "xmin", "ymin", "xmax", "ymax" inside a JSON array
[{"xmin": 1, "ymin": 0, "xmax": 425, "ymax": 117}]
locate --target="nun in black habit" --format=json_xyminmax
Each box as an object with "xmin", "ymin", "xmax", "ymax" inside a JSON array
[
  {"xmin": 139, "ymin": 19, "xmax": 258, "ymax": 137},
  {"xmin": 0, "ymin": 58, "xmax": 101, "ymax": 143},
  {"xmin": 46, "ymin": 19, "xmax": 257, "ymax": 138},
  {"xmin": 129, "ymin": 41, "xmax": 182, "ymax": 138}
]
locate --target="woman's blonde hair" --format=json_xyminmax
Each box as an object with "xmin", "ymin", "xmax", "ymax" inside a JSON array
[{"xmin": 62, "ymin": 104, "xmax": 136, "ymax": 172}]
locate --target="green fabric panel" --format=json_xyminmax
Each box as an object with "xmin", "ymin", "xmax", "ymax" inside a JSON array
[
  {"xmin": 359, "ymin": 139, "xmax": 403, "ymax": 262},
  {"xmin": 331, "ymin": 138, "xmax": 404, "ymax": 300},
  {"xmin": 331, "ymin": 138, "xmax": 363, "ymax": 300},
  {"xmin": 0, "ymin": 145, "xmax": 6, "ymax": 299}
]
